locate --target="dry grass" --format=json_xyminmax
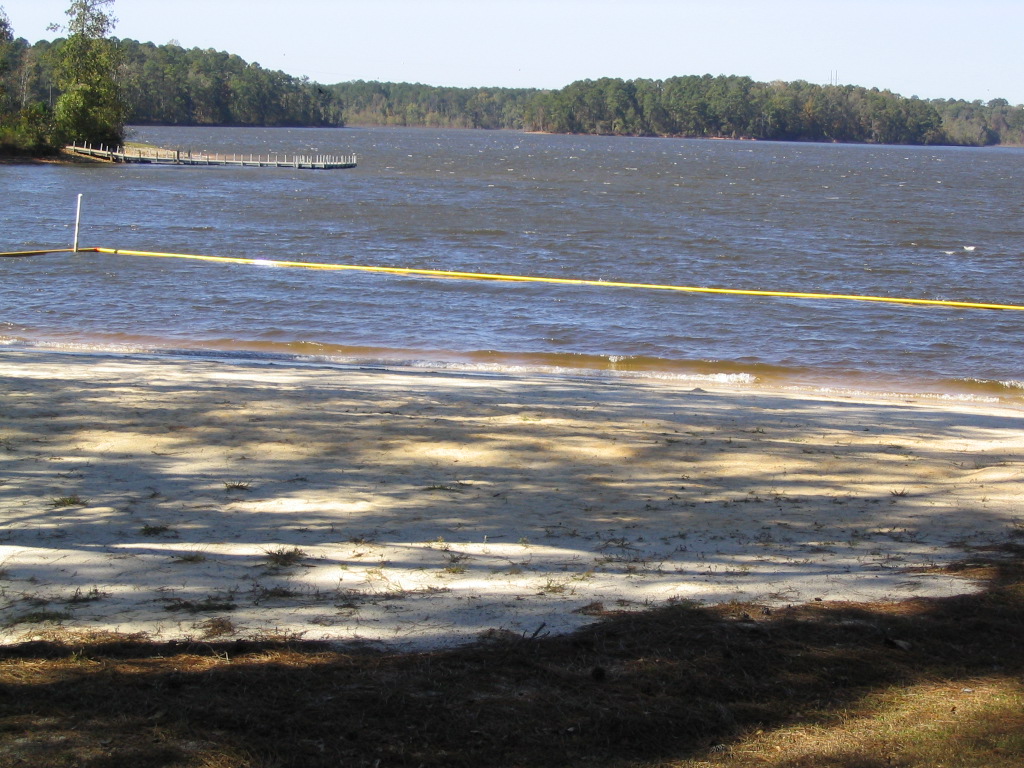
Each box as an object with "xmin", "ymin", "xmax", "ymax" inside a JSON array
[
  {"xmin": 262, "ymin": 546, "xmax": 307, "ymax": 569},
  {"xmin": 1, "ymin": 546, "xmax": 1023, "ymax": 768},
  {"xmin": 729, "ymin": 678, "xmax": 1024, "ymax": 767}
]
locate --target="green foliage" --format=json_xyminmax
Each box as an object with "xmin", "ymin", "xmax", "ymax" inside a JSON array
[
  {"xmin": 0, "ymin": 5, "xmax": 15, "ymax": 115},
  {"xmin": 0, "ymin": 102, "xmax": 52, "ymax": 154},
  {"xmin": 933, "ymin": 97, "xmax": 1024, "ymax": 146},
  {"xmin": 49, "ymin": 0, "xmax": 125, "ymax": 146},
  {"xmin": 327, "ymin": 80, "xmax": 533, "ymax": 129},
  {"xmin": 1, "ymin": 7, "xmax": 1023, "ymax": 152},
  {"xmin": 0, "ymin": 33, "xmax": 59, "ymax": 154},
  {"xmin": 117, "ymin": 40, "xmax": 344, "ymax": 127},
  {"xmin": 522, "ymin": 75, "xmax": 1004, "ymax": 146},
  {"xmin": 115, "ymin": 52, "xmax": 534, "ymax": 129},
  {"xmin": 0, "ymin": 5, "xmax": 11, "ymax": 57}
]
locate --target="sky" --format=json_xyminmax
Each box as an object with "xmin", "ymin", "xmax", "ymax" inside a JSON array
[{"xmin": 4, "ymin": 0, "xmax": 1023, "ymax": 105}]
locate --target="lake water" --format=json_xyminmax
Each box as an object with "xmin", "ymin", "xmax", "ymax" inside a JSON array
[{"xmin": 2, "ymin": 126, "xmax": 1023, "ymax": 400}]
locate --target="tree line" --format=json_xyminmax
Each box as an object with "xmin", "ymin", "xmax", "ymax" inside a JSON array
[
  {"xmin": 300, "ymin": 76, "xmax": 1024, "ymax": 147},
  {"xmin": 0, "ymin": 33, "xmax": 344, "ymax": 153},
  {"xmin": 523, "ymin": 75, "xmax": 1024, "ymax": 146},
  {"xmin": 2, "ymin": 4, "xmax": 1023, "ymax": 154}
]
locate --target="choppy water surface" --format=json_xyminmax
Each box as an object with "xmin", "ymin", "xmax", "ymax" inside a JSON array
[{"xmin": 2, "ymin": 126, "xmax": 1023, "ymax": 398}]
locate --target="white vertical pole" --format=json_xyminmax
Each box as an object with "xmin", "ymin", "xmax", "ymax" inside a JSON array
[{"xmin": 72, "ymin": 194, "xmax": 83, "ymax": 253}]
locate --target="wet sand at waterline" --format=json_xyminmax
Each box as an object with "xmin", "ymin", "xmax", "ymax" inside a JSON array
[{"xmin": 1, "ymin": 351, "xmax": 1021, "ymax": 649}]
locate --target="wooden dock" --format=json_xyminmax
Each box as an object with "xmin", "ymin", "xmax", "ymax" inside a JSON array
[{"xmin": 65, "ymin": 142, "xmax": 357, "ymax": 170}]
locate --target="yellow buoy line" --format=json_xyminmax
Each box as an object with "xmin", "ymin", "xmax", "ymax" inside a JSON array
[{"xmin": 3, "ymin": 245, "xmax": 1023, "ymax": 312}]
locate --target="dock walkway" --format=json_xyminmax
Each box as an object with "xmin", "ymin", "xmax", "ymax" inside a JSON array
[{"xmin": 65, "ymin": 142, "xmax": 357, "ymax": 170}]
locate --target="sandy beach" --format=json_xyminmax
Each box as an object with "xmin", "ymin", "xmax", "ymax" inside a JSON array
[{"xmin": 1, "ymin": 350, "xmax": 1021, "ymax": 649}]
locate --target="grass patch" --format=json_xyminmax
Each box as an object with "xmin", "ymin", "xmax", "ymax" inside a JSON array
[
  {"xmin": 1, "ymin": 549, "xmax": 1023, "ymax": 766},
  {"xmin": 66, "ymin": 587, "xmax": 106, "ymax": 604},
  {"xmin": 223, "ymin": 480, "xmax": 252, "ymax": 492},
  {"xmin": 422, "ymin": 483, "xmax": 465, "ymax": 492},
  {"xmin": 255, "ymin": 586, "xmax": 298, "ymax": 600},
  {"xmin": 163, "ymin": 596, "xmax": 236, "ymax": 614},
  {"xmin": 3, "ymin": 609, "xmax": 72, "ymax": 627},
  {"xmin": 172, "ymin": 552, "xmax": 207, "ymax": 564},
  {"xmin": 139, "ymin": 524, "xmax": 172, "ymax": 536},
  {"xmin": 263, "ymin": 547, "xmax": 306, "ymax": 568},
  {"xmin": 195, "ymin": 617, "xmax": 237, "ymax": 640},
  {"xmin": 50, "ymin": 494, "xmax": 87, "ymax": 508}
]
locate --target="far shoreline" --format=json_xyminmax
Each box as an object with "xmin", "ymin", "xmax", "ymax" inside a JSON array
[
  {"xmin": 0, "ymin": 148, "xmax": 111, "ymax": 165},
  {"xmin": 4, "ymin": 124, "xmax": 1023, "ymax": 168}
]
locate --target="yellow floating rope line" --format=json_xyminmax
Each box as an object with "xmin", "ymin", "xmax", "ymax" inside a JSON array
[
  {"xmin": 86, "ymin": 247, "xmax": 1024, "ymax": 312},
  {"xmin": 5, "ymin": 246, "xmax": 1021, "ymax": 311}
]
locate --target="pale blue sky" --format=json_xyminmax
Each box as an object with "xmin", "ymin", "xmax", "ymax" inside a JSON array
[{"xmin": 4, "ymin": 0, "xmax": 1022, "ymax": 104}]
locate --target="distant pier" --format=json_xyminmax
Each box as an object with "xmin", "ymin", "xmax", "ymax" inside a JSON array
[{"xmin": 65, "ymin": 142, "xmax": 357, "ymax": 170}]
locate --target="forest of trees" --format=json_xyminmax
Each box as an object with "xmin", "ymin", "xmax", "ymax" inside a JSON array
[
  {"xmin": 328, "ymin": 80, "xmax": 535, "ymax": 130},
  {"xmin": 2, "ymin": 8, "xmax": 1023, "ymax": 154},
  {"xmin": 0, "ymin": 35, "xmax": 344, "ymax": 149},
  {"xmin": 523, "ymin": 75, "xmax": 1024, "ymax": 146},
  {"xmin": 1, "ymin": 0, "xmax": 128, "ymax": 152}
]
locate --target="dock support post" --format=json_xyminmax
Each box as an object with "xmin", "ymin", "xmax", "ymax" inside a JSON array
[{"xmin": 72, "ymin": 194, "xmax": 83, "ymax": 253}]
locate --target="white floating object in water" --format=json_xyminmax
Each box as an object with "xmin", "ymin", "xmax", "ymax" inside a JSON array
[{"xmin": 963, "ymin": 245, "xmax": 976, "ymax": 251}]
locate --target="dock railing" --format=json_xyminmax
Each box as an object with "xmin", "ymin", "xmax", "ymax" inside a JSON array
[{"xmin": 65, "ymin": 142, "xmax": 357, "ymax": 169}]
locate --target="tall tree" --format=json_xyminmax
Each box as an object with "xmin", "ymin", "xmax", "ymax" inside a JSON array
[
  {"xmin": 0, "ymin": 6, "xmax": 12, "ymax": 90},
  {"xmin": 49, "ymin": 0, "xmax": 125, "ymax": 145},
  {"xmin": 0, "ymin": 5, "xmax": 11, "ymax": 51}
]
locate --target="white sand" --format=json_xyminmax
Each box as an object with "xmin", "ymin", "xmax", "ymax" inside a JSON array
[{"xmin": 1, "ymin": 350, "xmax": 1022, "ymax": 649}]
